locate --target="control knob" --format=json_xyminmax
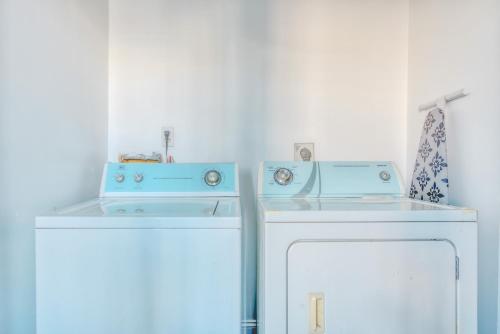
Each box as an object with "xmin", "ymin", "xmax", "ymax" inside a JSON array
[
  {"xmin": 379, "ymin": 171, "xmax": 391, "ymax": 181},
  {"xmin": 134, "ymin": 173, "xmax": 144, "ymax": 183},
  {"xmin": 115, "ymin": 174, "xmax": 125, "ymax": 183},
  {"xmin": 204, "ymin": 170, "xmax": 222, "ymax": 186},
  {"xmin": 274, "ymin": 168, "xmax": 293, "ymax": 186}
]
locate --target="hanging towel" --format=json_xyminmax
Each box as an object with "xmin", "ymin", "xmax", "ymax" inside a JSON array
[{"xmin": 409, "ymin": 108, "xmax": 449, "ymax": 204}]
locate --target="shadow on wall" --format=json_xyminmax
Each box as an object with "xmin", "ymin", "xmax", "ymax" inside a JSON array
[
  {"xmin": 0, "ymin": 0, "xmax": 109, "ymax": 333},
  {"xmin": 235, "ymin": 0, "xmax": 271, "ymax": 322},
  {"xmin": 0, "ymin": 4, "xmax": 16, "ymax": 332}
]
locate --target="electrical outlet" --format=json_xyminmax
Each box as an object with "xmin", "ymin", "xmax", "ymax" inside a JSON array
[
  {"xmin": 161, "ymin": 127, "xmax": 174, "ymax": 147},
  {"xmin": 294, "ymin": 143, "xmax": 315, "ymax": 161}
]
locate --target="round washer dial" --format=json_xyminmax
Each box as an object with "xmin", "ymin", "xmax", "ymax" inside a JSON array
[
  {"xmin": 115, "ymin": 174, "xmax": 125, "ymax": 183},
  {"xmin": 134, "ymin": 173, "xmax": 144, "ymax": 183},
  {"xmin": 204, "ymin": 170, "xmax": 222, "ymax": 186},
  {"xmin": 274, "ymin": 168, "xmax": 294, "ymax": 186}
]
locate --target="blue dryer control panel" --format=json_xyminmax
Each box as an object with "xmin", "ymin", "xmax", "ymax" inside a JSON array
[
  {"xmin": 260, "ymin": 161, "xmax": 320, "ymax": 197},
  {"xmin": 259, "ymin": 161, "xmax": 403, "ymax": 197},
  {"xmin": 101, "ymin": 162, "xmax": 238, "ymax": 197}
]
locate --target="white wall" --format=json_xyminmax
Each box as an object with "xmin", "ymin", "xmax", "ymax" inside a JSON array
[
  {"xmin": 407, "ymin": 0, "xmax": 500, "ymax": 332},
  {"xmin": 109, "ymin": 0, "xmax": 409, "ymax": 322},
  {"xmin": 1, "ymin": 0, "xmax": 496, "ymax": 332},
  {"xmin": 109, "ymin": 0, "xmax": 409, "ymax": 166},
  {"xmin": 0, "ymin": 1, "xmax": 108, "ymax": 333}
]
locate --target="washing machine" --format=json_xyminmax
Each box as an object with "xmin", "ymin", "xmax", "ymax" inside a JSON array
[
  {"xmin": 257, "ymin": 161, "xmax": 477, "ymax": 334},
  {"xmin": 36, "ymin": 162, "xmax": 241, "ymax": 334}
]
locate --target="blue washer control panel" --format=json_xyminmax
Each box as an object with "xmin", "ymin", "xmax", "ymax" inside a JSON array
[
  {"xmin": 101, "ymin": 163, "xmax": 238, "ymax": 196},
  {"xmin": 259, "ymin": 161, "xmax": 403, "ymax": 197}
]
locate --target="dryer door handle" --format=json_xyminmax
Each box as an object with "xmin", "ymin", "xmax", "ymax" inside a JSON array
[{"xmin": 309, "ymin": 293, "xmax": 325, "ymax": 334}]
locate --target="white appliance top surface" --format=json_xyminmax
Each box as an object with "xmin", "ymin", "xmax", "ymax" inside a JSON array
[
  {"xmin": 259, "ymin": 197, "xmax": 477, "ymax": 222},
  {"xmin": 36, "ymin": 198, "xmax": 241, "ymax": 229}
]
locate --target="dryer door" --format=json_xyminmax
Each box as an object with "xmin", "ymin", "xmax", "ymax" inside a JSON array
[{"xmin": 287, "ymin": 240, "xmax": 457, "ymax": 334}]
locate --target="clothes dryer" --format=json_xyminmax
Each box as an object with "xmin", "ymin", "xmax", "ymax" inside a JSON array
[{"xmin": 257, "ymin": 161, "xmax": 477, "ymax": 334}]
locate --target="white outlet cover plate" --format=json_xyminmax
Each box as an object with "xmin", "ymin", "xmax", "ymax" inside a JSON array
[
  {"xmin": 294, "ymin": 143, "xmax": 315, "ymax": 161},
  {"xmin": 161, "ymin": 127, "xmax": 174, "ymax": 147}
]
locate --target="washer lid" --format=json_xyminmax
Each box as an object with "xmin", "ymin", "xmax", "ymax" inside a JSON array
[
  {"xmin": 36, "ymin": 198, "xmax": 241, "ymax": 229},
  {"xmin": 259, "ymin": 197, "xmax": 477, "ymax": 222}
]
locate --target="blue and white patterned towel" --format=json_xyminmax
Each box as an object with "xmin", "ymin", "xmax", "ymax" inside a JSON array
[{"xmin": 409, "ymin": 108, "xmax": 449, "ymax": 204}]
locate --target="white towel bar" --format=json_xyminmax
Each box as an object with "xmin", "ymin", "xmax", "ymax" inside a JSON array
[{"xmin": 418, "ymin": 89, "xmax": 469, "ymax": 112}]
